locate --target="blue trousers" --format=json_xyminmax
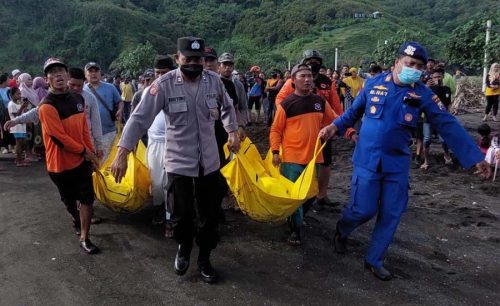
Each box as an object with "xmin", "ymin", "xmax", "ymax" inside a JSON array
[{"xmin": 338, "ymin": 166, "xmax": 409, "ymax": 268}]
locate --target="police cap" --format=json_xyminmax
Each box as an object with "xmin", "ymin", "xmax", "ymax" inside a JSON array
[
  {"xmin": 177, "ymin": 36, "xmax": 207, "ymax": 57},
  {"xmin": 398, "ymin": 41, "xmax": 428, "ymax": 64}
]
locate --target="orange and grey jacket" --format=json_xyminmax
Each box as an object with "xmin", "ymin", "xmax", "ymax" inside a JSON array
[
  {"xmin": 275, "ymin": 74, "xmax": 356, "ymax": 138},
  {"xmin": 270, "ymin": 93, "xmax": 336, "ymax": 165},
  {"xmin": 39, "ymin": 91, "xmax": 94, "ymax": 173}
]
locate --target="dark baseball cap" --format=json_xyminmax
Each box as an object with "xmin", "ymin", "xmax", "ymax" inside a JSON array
[
  {"xmin": 218, "ymin": 52, "xmax": 234, "ymax": 63},
  {"xmin": 43, "ymin": 58, "xmax": 68, "ymax": 75},
  {"xmin": 154, "ymin": 55, "xmax": 175, "ymax": 70},
  {"xmin": 177, "ymin": 37, "xmax": 207, "ymax": 57},
  {"xmin": 291, "ymin": 64, "xmax": 311, "ymax": 77},
  {"xmin": 84, "ymin": 62, "xmax": 101, "ymax": 71},
  {"xmin": 204, "ymin": 47, "xmax": 217, "ymax": 59},
  {"xmin": 398, "ymin": 41, "xmax": 428, "ymax": 64},
  {"xmin": 143, "ymin": 68, "xmax": 154, "ymax": 79}
]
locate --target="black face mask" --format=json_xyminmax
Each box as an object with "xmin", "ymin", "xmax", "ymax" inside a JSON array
[
  {"xmin": 180, "ymin": 64, "xmax": 203, "ymax": 79},
  {"xmin": 308, "ymin": 63, "xmax": 321, "ymax": 76}
]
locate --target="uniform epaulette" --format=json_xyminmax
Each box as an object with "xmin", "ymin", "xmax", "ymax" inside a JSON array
[{"xmin": 159, "ymin": 70, "xmax": 176, "ymax": 82}]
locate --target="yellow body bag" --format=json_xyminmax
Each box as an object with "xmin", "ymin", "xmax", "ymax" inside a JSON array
[
  {"xmin": 93, "ymin": 137, "xmax": 151, "ymax": 213},
  {"xmin": 221, "ymin": 137, "xmax": 323, "ymax": 222}
]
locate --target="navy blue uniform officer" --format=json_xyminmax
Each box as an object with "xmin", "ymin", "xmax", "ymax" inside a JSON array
[{"xmin": 319, "ymin": 42, "xmax": 491, "ymax": 281}]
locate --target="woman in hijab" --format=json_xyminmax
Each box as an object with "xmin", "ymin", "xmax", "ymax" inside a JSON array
[
  {"xmin": 18, "ymin": 73, "xmax": 40, "ymax": 107},
  {"xmin": 32, "ymin": 77, "xmax": 49, "ymax": 102},
  {"xmin": 18, "ymin": 73, "xmax": 42, "ymax": 160}
]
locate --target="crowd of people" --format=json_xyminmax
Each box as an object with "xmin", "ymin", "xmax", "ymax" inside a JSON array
[{"xmin": 0, "ymin": 37, "xmax": 498, "ymax": 284}]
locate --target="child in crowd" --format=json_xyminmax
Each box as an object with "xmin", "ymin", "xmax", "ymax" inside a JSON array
[
  {"xmin": 477, "ymin": 123, "xmax": 499, "ymax": 165},
  {"xmin": 7, "ymin": 87, "xmax": 30, "ymax": 166}
]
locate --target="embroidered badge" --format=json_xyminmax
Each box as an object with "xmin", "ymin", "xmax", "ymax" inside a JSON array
[
  {"xmin": 149, "ymin": 83, "xmax": 159, "ymax": 96},
  {"xmin": 314, "ymin": 103, "xmax": 322, "ymax": 111},
  {"xmin": 369, "ymin": 90, "xmax": 388, "ymax": 96},
  {"xmin": 385, "ymin": 75, "xmax": 391, "ymax": 82},
  {"xmin": 77, "ymin": 103, "xmax": 84, "ymax": 112},
  {"xmin": 191, "ymin": 40, "xmax": 201, "ymax": 50},
  {"xmin": 371, "ymin": 96, "xmax": 380, "ymax": 102},
  {"xmin": 432, "ymin": 94, "xmax": 446, "ymax": 110},
  {"xmin": 404, "ymin": 45, "xmax": 416, "ymax": 56},
  {"xmin": 404, "ymin": 113, "xmax": 413, "ymax": 122},
  {"xmin": 370, "ymin": 105, "xmax": 377, "ymax": 114},
  {"xmin": 320, "ymin": 83, "xmax": 327, "ymax": 89},
  {"xmin": 373, "ymin": 85, "xmax": 388, "ymax": 91},
  {"xmin": 407, "ymin": 92, "xmax": 421, "ymax": 99}
]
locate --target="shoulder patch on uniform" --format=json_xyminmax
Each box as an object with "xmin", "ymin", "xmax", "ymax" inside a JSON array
[
  {"xmin": 314, "ymin": 103, "xmax": 322, "ymax": 111},
  {"xmin": 432, "ymin": 94, "xmax": 446, "ymax": 110},
  {"xmin": 149, "ymin": 83, "xmax": 159, "ymax": 96},
  {"xmin": 384, "ymin": 75, "xmax": 391, "ymax": 82}
]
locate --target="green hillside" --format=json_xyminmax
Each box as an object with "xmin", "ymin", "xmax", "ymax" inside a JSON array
[{"xmin": 0, "ymin": 0, "xmax": 498, "ymax": 75}]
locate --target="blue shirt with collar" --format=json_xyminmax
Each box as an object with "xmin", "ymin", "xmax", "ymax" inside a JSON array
[
  {"xmin": 84, "ymin": 81, "xmax": 121, "ymax": 135},
  {"xmin": 334, "ymin": 72, "xmax": 483, "ymax": 173}
]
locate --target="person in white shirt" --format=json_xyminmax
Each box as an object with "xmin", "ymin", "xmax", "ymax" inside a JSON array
[{"xmin": 7, "ymin": 87, "xmax": 30, "ymax": 166}]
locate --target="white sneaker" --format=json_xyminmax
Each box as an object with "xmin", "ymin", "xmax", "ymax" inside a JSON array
[
  {"xmin": 0, "ymin": 148, "xmax": 8, "ymax": 154},
  {"xmin": 493, "ymin": 116, "xmax": 497, "ymax": 122}
]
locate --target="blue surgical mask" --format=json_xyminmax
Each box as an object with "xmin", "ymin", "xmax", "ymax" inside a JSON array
[{"xmin": 398, "ymin": 65, "xmax": 422, "ymax": 84}]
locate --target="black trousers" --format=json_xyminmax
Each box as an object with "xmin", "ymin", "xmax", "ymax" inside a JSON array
[
  {"xmin": 166, "ymin": 171, "xmax": 220, "ymax": 249},
  {"xmin": 485, "ymin": 95, "xmax": 499, "ymax": 116}
]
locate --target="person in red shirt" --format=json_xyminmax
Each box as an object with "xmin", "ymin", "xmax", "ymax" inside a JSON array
[{"xmin": 38, "ymin": 58, "xmax": 100, "ymax": 254}]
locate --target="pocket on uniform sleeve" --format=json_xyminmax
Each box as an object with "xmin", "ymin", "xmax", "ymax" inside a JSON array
[{"xmin": 168, "ymin": 101, "xmax": 188, "ymax": 126}]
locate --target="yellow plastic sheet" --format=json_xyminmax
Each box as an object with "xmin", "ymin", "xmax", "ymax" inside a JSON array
[
  {"xmin": 93, "ymin": 136, "xmax": 151, "ymax": 213},
  {"xmin": 220, "ymin": 137, "xmax": 324, "ymax": 222}
]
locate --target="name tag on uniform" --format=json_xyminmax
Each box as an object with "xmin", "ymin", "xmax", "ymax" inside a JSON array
[
  {"xmin": 369, "ymin": 89, "xmax": 388, "ymax": 96},
  {"xmin": 206, "ymin": 93, "xmax": 217, "ymax": 99},
  {"xmin": 168, "ymin": 97, "xmax": 187, "ymax": 113},
  {"xmin": 168, "ymin": 96, "xmax": 186, "ymax": 102}
]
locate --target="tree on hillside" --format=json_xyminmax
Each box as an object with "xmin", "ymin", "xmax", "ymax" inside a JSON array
[
  {"xmin": 110, "ymin": 41, "xmax": 157, "ymax": 78},
  {"xmin": 446, "ymin": 14, "xmax": 500, "ymax": 71}
]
